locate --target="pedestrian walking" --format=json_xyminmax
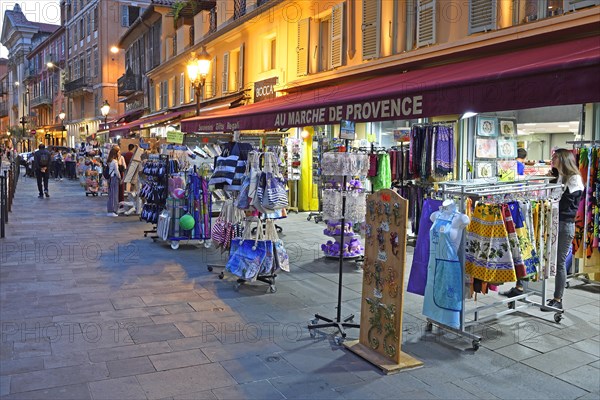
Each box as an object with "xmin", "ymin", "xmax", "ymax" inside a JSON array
[
  {"xmin": 34, "ymin": 144, "xmax": 51, "ymax": 198},
  {"xmin": 106, "ymin": 145, "xmax": 121, "ymax": 217}
]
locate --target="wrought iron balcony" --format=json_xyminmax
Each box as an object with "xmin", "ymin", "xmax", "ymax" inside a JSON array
[
  {"xmin": 118, "ymin": 73, "xmax": 142, "ymax": 96},
  {"xmin": 30, "ymin": 95, "xmax": 53, "ymax": 108},
  {"xmin": 64, "ymin": 76, "xmax": 91, "ymax": 93},
  {"xmin": 23, "ymin": 66, "xmax": 37, "ymax": 82}
]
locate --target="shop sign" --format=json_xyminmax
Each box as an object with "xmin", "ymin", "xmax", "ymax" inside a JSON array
[
  {"xmin": 167, "ymin": 131, "xmax": 184, "ymax": 144},
  {"xmin": 30, "ymin": 130, "xmax": 36, "ymax": 136},
  {"xmin": 254, "ymin": 77, "xmax": 278, "ymax": 103}
]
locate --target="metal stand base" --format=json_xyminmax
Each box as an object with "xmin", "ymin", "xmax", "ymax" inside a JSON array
[
  {"xmin": 307, "ymin": 212, "xmax": 323, "ymax": 223},
  {"xmin": 308, "ymin": 313, "xmax": 360, "ymax": 341}
]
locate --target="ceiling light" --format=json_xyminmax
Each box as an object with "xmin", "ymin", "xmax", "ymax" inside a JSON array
[
  {"xmin": 460, "ymin": 111, "xmax": 478, "ymax": 119},
  {"xmin": 524, "ymin": 123, "xmax": 537, "ymax": 126},
  {"xmin": 110, "ymin": 46, "xmax": 119, "ymax": 54},
  {"xmin": 557, "ymin": 124, "xmax": 570, "ymax": 128}
]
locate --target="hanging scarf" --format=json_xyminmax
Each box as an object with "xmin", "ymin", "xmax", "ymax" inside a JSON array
[{"xmin": 435, "ymin": 125, "xmax": 454, "ymax": 176}]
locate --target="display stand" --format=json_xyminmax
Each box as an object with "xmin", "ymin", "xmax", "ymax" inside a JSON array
[
  {"xmin": 308, "ymin": 139, "xmax": 360, "ymax": 343},
  {"xmin": 425, "ymin": 178, "xmax": 565, "ymax": 350},
  {"xmin": 345, "ymin": 189, "xmax": 423, "ymax": 373}
]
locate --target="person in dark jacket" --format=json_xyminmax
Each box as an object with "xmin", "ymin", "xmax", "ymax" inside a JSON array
[{"xmin": 34, "ymin": 144, "xmax": 51, "ymax": 198}]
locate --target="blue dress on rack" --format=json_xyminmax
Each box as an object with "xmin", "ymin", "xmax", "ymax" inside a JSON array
[{"xmin": 422, "ymin": 212, "xmax": 463, "ymax": 329}]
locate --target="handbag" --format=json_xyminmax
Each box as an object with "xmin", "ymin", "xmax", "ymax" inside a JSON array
[
  {"xmin": 262, "ymin": 173, "xmax": 288, "ymax": 210},
  {"xmin": 266, "ymin": 220, "xmax": 289, "ymax": 272},
  {"xmin": 226, "ymin": 219, "xmax": 272, "ymax": 280},
  {"xmin": 209, "ymin": 145, "xmax": 239, "ymax": 186}
]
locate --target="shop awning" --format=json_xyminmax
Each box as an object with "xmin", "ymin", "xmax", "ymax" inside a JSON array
[
  {"xmin": 181, "ymin": 35, "xmax": 600, "ymax": 132},
  {"xmin": 108, "ymin": 108, "xmax": 194, "ymax": 137}
]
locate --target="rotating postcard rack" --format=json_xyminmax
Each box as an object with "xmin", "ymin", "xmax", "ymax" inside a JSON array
[{"xmin": 427, "ymin": 178, "xmax": 564, "ymax": 350}]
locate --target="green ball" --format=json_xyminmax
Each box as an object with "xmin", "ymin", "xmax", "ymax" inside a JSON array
[{"xmin": 179, "ymin": 214, "xmax": 195, "ymax": 230}]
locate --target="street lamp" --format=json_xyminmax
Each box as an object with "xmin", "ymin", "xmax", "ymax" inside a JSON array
[
  {"xmin": 100, "ymin": 100, "xmax": 110, "ymax": 129},
  {"xmin": 59, "ymin": 111, "xmax": 66, "ymax": 146},
  {"xmin": 187, "ymin": 47, "xmax": 211, "ymax": 116}
]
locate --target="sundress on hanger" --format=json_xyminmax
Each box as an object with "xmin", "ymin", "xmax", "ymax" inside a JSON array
[
  {"xmin": 573, "ymin": 147, "xmax": 589, "ymax": 254},
  {"xmin": 422, "ymin": 211, "xmax": 464, "ymax": 329},
  {"xmin": 465, "ymin": 203, "xmax": 517, "ymax": 283},
  {"xmin": 507, "ymin": 201, "xmax": 539, "ymax": 279}
]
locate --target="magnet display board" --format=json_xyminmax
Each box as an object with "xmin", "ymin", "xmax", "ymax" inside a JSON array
[{"xmin": 345, "ymin": 189, "xmax": 423, "ymax": 373}]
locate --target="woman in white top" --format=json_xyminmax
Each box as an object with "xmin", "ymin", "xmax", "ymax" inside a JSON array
[{"xmin": 106, "ymin": 145, "xmax": 121, "ymax": 217}]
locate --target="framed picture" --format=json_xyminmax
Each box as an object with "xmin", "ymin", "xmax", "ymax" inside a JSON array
[
  {"xmin": 497, "ymin": 139, "xmax": 518, "ymax": 158},
  {"xmin": 477, "ymin": 116, "xmax": 497, "ymax": 137},
  {"xmin": 475, "ymin": 161, "xmax": 496, "ymax": 179},
  {"xmin": 499, "ymin": 119, "xmax": 516, "ymax": 136},
  {"xmin": 476, "ymin": 138, "xmax": 497, "ymax": 158},
  {"xmin": 340, "ymin": 119, "xmax": 356, "ymax": 140}
]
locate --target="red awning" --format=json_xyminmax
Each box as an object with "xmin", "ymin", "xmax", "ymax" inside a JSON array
[
  {"xmin": 181, "ymin": 35, "xmax": 600, "ymax": 132},
  {"xmin": 108, "ymin": 109, "xmax": 194, "ymax": 137}
]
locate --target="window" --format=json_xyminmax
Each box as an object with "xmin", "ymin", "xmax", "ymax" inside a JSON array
[
  {"xmin": 79, "ymin": 19, "xmax": 84, "ymax": 40},
  {"xmin": 149, "ymin": 84, "xmax": 156, "ymax": 112},
  {"xmin": 170, "ymin": 77, "xmax": 176, "ymax": 107},
  {"xmin": 160, "ymin": 81, "xmax": 168, "ymax": 109},
  {"xmin": 93, "ymin": 7, "xmax": 98, "ymax": 31},
  {"xmin": 362, "ymin": 0, "xmax": 381, "ymax": 60},
  {"xmin": 468, "ymin": 0, "xmax": 496, "ymax": 34},
  {"xmin": 74, "ymin": 57, "xmax": 80, "ymax": 79},
  {"xmin": 122, "ymin": 5, "xmax": 141, "ymax": 27},
  {"xmin": 93, "ymin": 46, "xmax": 98, "ymax": 77},
  {"xmin": 179, "ymin": 73, "xmax": 185, "ymax": 105},
  {"xmin": 263, "ymin": 37, "xmax": 276, "ymax": 71},
  {"xmin": 86, "ymin": 13, "xmax": 90, "ymax": 37},
  {"xmin": 86, "ymin": 49, "xmax": 92, "ymax": 78},
  {"xmin": 417, "ymin": 0, "xmax": 436, "ymax": 46}
]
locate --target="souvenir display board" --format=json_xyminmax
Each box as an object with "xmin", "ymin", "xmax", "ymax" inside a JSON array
[{"xmin": 345, "ymin": 189, "xmax": 423, "ymax": 373}]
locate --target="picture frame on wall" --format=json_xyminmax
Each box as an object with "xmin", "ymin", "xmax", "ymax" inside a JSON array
[
  {"xmin": 476, "ymin": 138, "xmax": 497, "ymax": 158},
  {"xmin": 477, "ymin": 116, "xmax": 497, "ymax": 137},
  {"xmin": 498, "ymin": 160, "xmax": 518, "ymax": 181},
  {"xmin": 499, "ymin": 119, "xmax": 517, "ymax": 136},
  {"xmin": 497, "ymin": 139, "xmax": 518, "ymax": 158},
  {"xmin": 475, "ymin": 160, "xmax": 496, "ymax": 179}
]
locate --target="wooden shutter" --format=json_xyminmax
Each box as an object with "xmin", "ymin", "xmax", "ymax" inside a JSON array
[
  {"xmin": 565, "ymin": 0, "xmax": 599, "ymax": 11},
  {"xmin": 469, "ymin": 0, "xmax": 497, "ymax": 34},
  {"xmin": 362, "ymin": 0, "xmax": 381, "ymax": 60},
  {"xmin": 238, "ymin": 43, "xmax": 245, "ymax": 91},
  {"xmin": 330, "ymin": 3, "xmax": 344, "ymax": 68},
  {"xmin": 417, "ymin": 0, "xmax": 436, "ymax": 47},
  {"xmin": 296, "ymin": 18, "xmax": 310, "ymax": 76},
  {"xmin": 179, "ymin": 73, "xmax": 184, "ymax": 104},
  {"xmin": 121, "ymin": 5, "xmax": 128, "ymax": 27},
  {"xmin": 222, "ymin": 52, "xmax": 230, "ymax": 94}
]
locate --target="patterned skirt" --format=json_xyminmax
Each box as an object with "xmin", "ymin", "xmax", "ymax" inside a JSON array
[
  {"xmin": 465, "ymin": 203, "xmax": 517, "ymax": 283},
  {"xmin": 507, "ymin": 201, "xmax": 539, "ymax": 279}
]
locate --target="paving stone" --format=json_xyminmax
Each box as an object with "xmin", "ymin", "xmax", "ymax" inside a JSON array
[
  {"xmin": 111, "ymin": 297, "xmax": 147, "ymax": 310},
  {"xmin": 464, "ymin": 362, "xmax": 588, "ymax": 399},
  {"xmin": 420, "ymin": 381, "xmax": 479, "ymax": 399},
  {"xmin": 136, "ymin": 364, "xmax": 237, "ymax": 400},
  {"xmin": 550, "ymin": 324, "xmax": 600, "ymax": 343},
  {"xmin": 149, "ymin": 349, "xmax": 210, "ymax": 371},
  {"xmin": 88, "ymin": 342, "xmax": 172, "ymax": 362},
  {"xmin": 1, "ymin": 375, "xmax": 10, "ymax": 396},
  {"xmin": 493, "ymin": 343, "xmax": 543, "ymax": 361},
  {"xmin": 0, "ymin": 356, "xmax": 45, "ymax": 375},
  {"xmin": 43, "ymin": 352, "xmax": 91, "ymax": 369},
  {"xmin": 522, "ymin": 346, "xmax": 598, "ymax": 376},
  {"xmin": 568, "ymin": 338, "xmax": 600, "ymax": 357},
  {"xmin": 107, "ymin": 356, "xmax": 156, "ymax": 378},
  {"xmin": 520, "ymin": 333, "xmax": 574, "ymax": 353},
  {"xmin": 557, "ymin": 365, "xmax": 600, "ymax": 393},
  {"xmin": 268, "ymin": 374, "xmax": 343, "ymax": 399},
  {"xmin": 12, "ymin": 340, "xmax": 52, "ymax": 359},
  {"xmin": 590, "ymin": 360, "xmax": 600, "ymax": 369},
  {"xmin": 141, "ymin": 293, "xmax": 203, "ymax": 307},
  {"xmin": 131, "ymin": 323, "xmax": 184, "ymax": 344},
  {"xmin": 201, "ymin": 340, "xmax": 283, "ymax": 362},
  {"xmin": 89, "ymin": 376, "xmax": 148, "ymax": 400},
  {"xmin": 167, "ymin": 335, "xmax": 221, "ymax": 351},
  {"xmin": 9, "ymin": 363, "xmax": 109, "ymax": 393},
  {"xmin": 0, "ymin": 383, "xmax": 92, "ymax": 400},
  {"xmin": 212, "ymin": 380, "xmax": 285, "ymax": 399},
  {"xmin": 220, "ymin": 355, "xmax": 287, "ymax": 384},
  {"xmin": 164, "ymin": 303, "xmax": 196, "ymax": 314},
  {"xmin": 172, "ymin": 390, "xmax": 217, "ymax": 399}
]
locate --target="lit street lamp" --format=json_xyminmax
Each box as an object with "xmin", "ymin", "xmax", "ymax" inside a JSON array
[
  {"xmin": 59, "ymin": 111, "xmax": 66, "ymax": 146},
  {"xmin": 100, "ymin": 100, "xmax": 110, "ymax": 129},
  {"xmin": 187, "ymin": 47, "xmax": 211, "ymax": 116}
]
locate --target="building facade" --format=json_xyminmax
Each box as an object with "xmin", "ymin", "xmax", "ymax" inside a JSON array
[
  {"xmin": 25, "ymin": 26, "xmax": 66, "ymax": 147},
  {"xmin": 61, "ymin": 0, "xmax": 150, "ymax": 145},
  {"xmin": 1, "ymin": 4, "xmax": 59, "ymax": 151},
  {"xmin": 0, "ymin": 59, "xmax": 8, "ymax": 145}
]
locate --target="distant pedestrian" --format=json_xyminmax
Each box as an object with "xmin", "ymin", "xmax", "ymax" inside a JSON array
[
  {"xmin": 34, "ymin": 144, "xmax": 51, "ymax": 198},
  {"xmin": 106, "ymin": 145, "xmax": 121, "ymax": 217}
]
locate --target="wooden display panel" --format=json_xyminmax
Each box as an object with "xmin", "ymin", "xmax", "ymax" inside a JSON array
[{"xmin": 345, "ymin": 189, "xmax": 423, "ymax": 373}]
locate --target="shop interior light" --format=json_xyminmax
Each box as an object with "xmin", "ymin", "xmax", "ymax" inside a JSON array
[
  {"xmin": 300, "ymin": 129, "xmax": 310, "ymax": 139},
  {"xmin": 460, "ymin": 111, "xmax": 478, "ymax": 119}
]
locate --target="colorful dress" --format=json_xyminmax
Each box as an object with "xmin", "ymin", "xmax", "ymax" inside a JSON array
[
  {"xmin": 465, "ymin": 203, "xmax": 517, "ymax": 283},
  {"xmin": 507, "ymin": 201, "xmax": 539, "ymax": 279},
  {"xmin": 423, "ymin": 211, "xmax": 464, "ymax": 329}
]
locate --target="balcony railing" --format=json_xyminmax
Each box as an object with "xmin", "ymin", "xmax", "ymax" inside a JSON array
[
  {"xmin": 0, "ymin": 102, "xmax": 8, "ymax": 117},
  {"xmin": 117, "ymin": 73, "xmax": 142, "ymax": 96},
  {"xmin": 23, "ymin": 66, "xmax": 37, "ymax": 82},
  {"xmin": 64, "ymin": 76, "xmax": 91, "ymax": 93},
  {"xmin": 0, "ymin": 82, "xmax": 7, "ymax": 95},
  {"xmin": 30, "ymin": 95, "xmax": 53, "ymax": 108}
]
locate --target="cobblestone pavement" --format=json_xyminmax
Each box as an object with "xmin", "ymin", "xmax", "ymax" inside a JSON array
[{"xmin": 1, "ymin": 172, "xmax": 598, "ymax": 399}]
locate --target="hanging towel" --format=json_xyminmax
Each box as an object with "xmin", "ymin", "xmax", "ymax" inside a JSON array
[{"xmin": 371, "ymin": 153, "xmax": 391, "ymax": 191}]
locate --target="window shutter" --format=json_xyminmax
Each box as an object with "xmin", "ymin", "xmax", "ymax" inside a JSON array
[
  {"xmin": 222, "ymin": 52, "xmax": 230, "ymax": 94},
  {"xmin": 468, "ymin": 0, "xmax": 496, "ymax": 34},
  {"xmin": 238, "ymin": 43, "xmax": 245, "ymax": 91},
  {"xmin": 121, "ymin": 5, "xmax": 129, "ymax": 27},
  {"xmin": 565, "ymin": 0, "xmax": 600, "ymax": 11},
  {"xmin": 330, "ymin": 3, "xmax": 344, "ymax": 68},
  {"xmin": 362, "ymin": 0, "xmax": 381, "ymax": 60},
  {"xmin": 417, "ymin": 0, "xmax": 436, "ymax": 47},
  {"xmin": 179, "ymin": 73, "xmax": 184, "ymax": 104},
  {"xmin": 296, "ymin": 18, "xmax": 310, "ymax": 76},
  {"xmin": 171, "ymin": 77, "xmax": 176, "ymax": 107},
  {"xmin": 210, "ymin": 56, "xmax": 217, "ymax": 97}
]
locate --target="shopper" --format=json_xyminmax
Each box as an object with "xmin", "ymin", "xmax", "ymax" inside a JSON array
[
  {"xmin": 516, "ymin": 148, "xmax": 527, "ymax": 176},
  {"xmin": 34, "ymin": 144, "xmax": 51, "ymax": 198},
  {"xmin": 53, "ymin": 151, "xmax": 64, "ymax": 181},
  {"xmin": 123, "ymin": 144, "xmax": 135, "ymax": 167},
  {"xmin": 106, "ymin": 145, "xmax": 121, "ymax": 217},
  {"xmin": 118, "ymin": 150, "xmax": 127, "ymax": 203}
]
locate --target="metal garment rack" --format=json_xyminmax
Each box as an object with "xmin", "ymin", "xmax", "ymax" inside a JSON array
[
  {"xmin": 424, "ymin": 178, "xmax": 565, "ymax": 350},
  {"xmin": 564, "ymin": 140, "xmax": 600, "ymax": 288}
]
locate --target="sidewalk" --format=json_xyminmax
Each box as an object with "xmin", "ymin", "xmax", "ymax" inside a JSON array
[{"xmin": 1, "ymin": 172, "xmax": 598, "ymax": 400}]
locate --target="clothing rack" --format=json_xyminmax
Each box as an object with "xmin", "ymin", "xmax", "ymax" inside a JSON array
[{"xmin": 425, "ymin": 179, "xmax": 565, "ymax": 350}]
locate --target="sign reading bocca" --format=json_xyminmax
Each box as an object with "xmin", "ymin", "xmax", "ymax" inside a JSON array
[{"xmin": 254, "ymin": 77, "xmax": 278, "ymax": 103}]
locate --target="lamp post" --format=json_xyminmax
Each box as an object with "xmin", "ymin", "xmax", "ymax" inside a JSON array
[
  {"xmin": 59, "ymin": 111, "xmax": 66, "ymax": 146},
  {"xmin": 100, "ymin": 100, "xmax": 110, "ymax": 130},
  {"xmin": 186, "ymin": 47, "xmax": 211, "ymax": 116}
]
